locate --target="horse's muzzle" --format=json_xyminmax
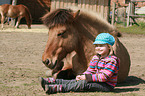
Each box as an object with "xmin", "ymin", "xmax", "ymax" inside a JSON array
[{"xmin": 42, "ymin": 59, "xmax": 57, "ymax": 69}]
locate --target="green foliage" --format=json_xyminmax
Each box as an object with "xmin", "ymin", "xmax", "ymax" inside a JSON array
[{"xmin": 139, "ymin": 21, "xmax": 145, "ymax": 29}]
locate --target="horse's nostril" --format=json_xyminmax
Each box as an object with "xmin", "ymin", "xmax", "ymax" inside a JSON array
[
  {"xmin": 45, "ymin": 59, "xmax": 49, "ymax": 65},
  {"xmin": 42, "ymin": 59, "xmax": 49, "ymax": 65},
  {"xmin": 42, "ymin": 60, "xmax": 45, "ymax": 64}
]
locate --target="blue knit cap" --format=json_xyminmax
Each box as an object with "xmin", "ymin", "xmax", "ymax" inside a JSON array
[{"xmin": 93, "ymin": 33, "xmax": 115, "ymax": 46}]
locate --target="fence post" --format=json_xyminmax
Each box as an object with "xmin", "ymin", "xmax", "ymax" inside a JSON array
[
  {"xmin": 51, "ymin": 0, "xmax": 56, "ymax": 11},
  {"xmin": 93, "ymin": 0, "xmax": 97, "ymax": 12},
  {"xmin": 64, "ymin": 0, "xmax": 67, "ymax": 8},
  {"xmin": 97, "ymin": 0, "xmax": 101, "ymax": 13},
  {"xmin": 82, "ymin": 0, "xmax": 86, "ymax": 9},
  {"xmin": 86, "ymin": 0, "xmax": 89, "ymax": 9},
  {"xmin": 68, "ymin": 0, "xmax": 71, "ymax": 7},
  {"xmin": 78, "ymin": 0, "xmax": 82, "ymax": 8},
  {"xmin": 123, "ymin": 6, "xmax": 127, "ymax": 27},
  {"xmin": 90, "ymin": 0, "xmax": 93, "ymax": 10},
  {"xmin": 72, "ymin": 0, "xmax": 76, "ymax": 6},
  {"xmin": 130, "ymin": 2, "xmax": 135, "ymax": 26},
  {"xmin": 60, "ymin": 0, "xmax": 64, "ymax": 8},
  {"xmin": 111, "ymin": 2, "xmax": 116, "ymax": 25},
  {"xmin": 104, "ymin": 0, "xmax": 109, "ymax": 21},
  {"xmin": 56, "ymin": 0, "xmax": 60, "ymax": 9},
  {"xmin": 100, "ymin": 0, "xmax": 104, "ymax": 18},
  {"xmin": 127, "ymin": 2, "xmax": 131, "ymax": 27}
]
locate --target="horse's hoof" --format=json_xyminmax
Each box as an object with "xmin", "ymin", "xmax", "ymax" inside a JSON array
[{"xmin": 15, "ymin": 26, "xmax": 19, "ymax": 28}]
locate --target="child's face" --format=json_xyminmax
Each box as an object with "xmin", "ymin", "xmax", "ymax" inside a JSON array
[{"xmin": 95, "ymin": 44, "xmax": 110, "ymax": 57}]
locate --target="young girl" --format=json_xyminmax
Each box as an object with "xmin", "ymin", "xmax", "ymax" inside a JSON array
[{"xmin": 39, "ymin": 33, "xmax": 120, "ymax": 94}]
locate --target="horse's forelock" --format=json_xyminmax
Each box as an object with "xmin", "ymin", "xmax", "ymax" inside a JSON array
[{"xmin": 42, "ymin": 9, "xmax": 75, "ymax": 28}]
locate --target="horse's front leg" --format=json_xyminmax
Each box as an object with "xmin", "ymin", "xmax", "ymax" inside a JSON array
[
  {"xmin": 15, "ymin": 16, "xmax": 22, "ymax": 28},
  {"xmin": 1, "ymin": 15, "xmax": 5, "ymax": 29},
  {"xmin": 7, "ymin": 17, "xmax": 10, "ymax": 25}
]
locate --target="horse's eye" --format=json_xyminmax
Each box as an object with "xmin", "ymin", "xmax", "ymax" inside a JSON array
[
  {"xmin": 57, "ymin": 31, "xmax": 66, "ymax": 36},
  {"xmin": 57, "ymin": 33, "xmax": 63, "ymax": 36}
]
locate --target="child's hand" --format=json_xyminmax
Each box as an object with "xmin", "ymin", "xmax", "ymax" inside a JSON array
[
  {"xmin": 76, "ymin": 75, "xmax": 81, "ymax": 81},
  {"xmin": 76, "ymin": 75, "xmax": 86, "ymax": 81}
]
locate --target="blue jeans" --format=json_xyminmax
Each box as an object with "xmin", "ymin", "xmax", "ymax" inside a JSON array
[{"xmin": 54, "ymin": 79, "xmax": 113, "ymax": 92}]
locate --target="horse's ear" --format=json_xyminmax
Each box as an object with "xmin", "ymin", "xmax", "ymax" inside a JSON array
[{"xmin": 73, "ymin": 10, "xmax": 80, "ymax": 19}]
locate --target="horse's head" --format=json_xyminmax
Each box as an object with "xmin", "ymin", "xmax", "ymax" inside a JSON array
[
  {"xmin": 42, "ymin": 9, "xmax": 80, "ymax": 72},
  {"xmin": 26, "ymin": 13, "xmax": 32, "ymax": 29}
]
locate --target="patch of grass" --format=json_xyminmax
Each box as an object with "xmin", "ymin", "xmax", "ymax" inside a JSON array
[{"xmin": 116, "ymin": 22, "xmax": 145, "ymax": 35}]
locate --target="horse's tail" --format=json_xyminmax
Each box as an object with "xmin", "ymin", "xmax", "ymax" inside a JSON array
[{"xmin": 23, "ymin": 5, "xmax": 32, "ymax": 25}]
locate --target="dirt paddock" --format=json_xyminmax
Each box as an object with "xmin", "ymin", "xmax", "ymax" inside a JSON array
[{"xmin": 0, "ymin": 25, "xmax": 145, "ymax": 96}]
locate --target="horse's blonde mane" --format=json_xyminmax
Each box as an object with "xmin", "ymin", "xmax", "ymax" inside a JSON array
[
  {"xmin": 72, "ymin": 7, "xmax": 114, "ymax": 26},
  {"xmin": 67, "ymin": 6, "xmax": 116, "ymax": 36}
]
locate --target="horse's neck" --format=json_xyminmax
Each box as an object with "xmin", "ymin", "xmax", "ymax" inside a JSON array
[
  {"xmin": 81, "ymin": 37, "xmax": 95, "ymax": 62},
  {"xmin": 75, "ymin": 34, "xmax": 95, "ymax": 65}
]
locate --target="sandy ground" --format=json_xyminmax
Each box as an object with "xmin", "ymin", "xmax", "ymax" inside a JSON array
[{"xmin": 0, "ymin": 25, "xmax": 145, "ymax": 96}]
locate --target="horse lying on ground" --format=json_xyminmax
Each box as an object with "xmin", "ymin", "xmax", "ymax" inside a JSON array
[
  {"xmin": 0, "ymin": 4, "xmax": 32, "ymax": 29},
  {"xmin": 41, "ymin": 7, "xmax": 131, "ymax": 83}
]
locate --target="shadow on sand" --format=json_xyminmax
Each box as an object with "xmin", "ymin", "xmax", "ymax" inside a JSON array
[{"xmin": 114, "ymin": 76, "xmax": 145, "ymax": 93}]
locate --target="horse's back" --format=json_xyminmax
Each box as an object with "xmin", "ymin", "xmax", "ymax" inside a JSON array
[
  {"xmin": 6, "ymin": 4, "xmax": 27, "ymax": 18},
  {"xmin": 0, "ymin": 4, "xmax": 10, "ymax": 13},
  {"xmin": 113, "ymin": 38, "xmax": 131, "ymax": 83},
  {"xmin": 16, "ymin": 4, "xmax": 31, "ymax": 16},
  {"xmin": 1, "ymin": 4, "xmax": 10, "ymax": 8}
]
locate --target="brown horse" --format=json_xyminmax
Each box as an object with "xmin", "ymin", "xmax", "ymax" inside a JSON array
[
  {"xmin": 0, "ymin": 4, "xmax": 32, "ymax": 29},
  {"xmin": 41, "ymin": 8, "xmax": 131, "ymax": 83}
]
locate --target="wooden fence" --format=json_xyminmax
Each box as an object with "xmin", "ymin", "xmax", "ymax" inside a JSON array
[
  {"xmin": 127, "ymin": 0, "xmax": 145, "ymax": 27},
  {"xmin": 51, "ymin": 0, "xmax": 110, "ymax": 21}
]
